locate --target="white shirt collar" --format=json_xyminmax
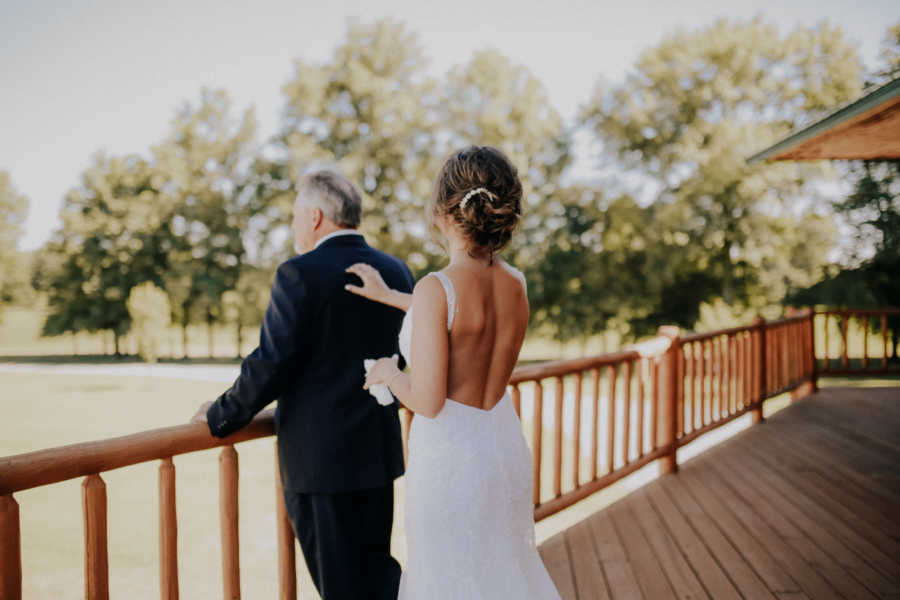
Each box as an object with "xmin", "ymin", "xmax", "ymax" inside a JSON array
[{"xmin": 313, "ymin": 228, "xmax": 363, "ymax": 250}]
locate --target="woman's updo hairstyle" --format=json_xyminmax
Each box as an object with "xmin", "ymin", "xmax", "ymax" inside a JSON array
[{"xmin": 431, "ymin": 145, "xmax": 523, "ymax": 265}]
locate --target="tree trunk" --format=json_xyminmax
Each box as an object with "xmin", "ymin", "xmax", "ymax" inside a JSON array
[
  {"xmin": 113, "ymin": 331, "xmax": 120, "ymax": 357},
  {"xmin": 182, "ymin": 322, "xmax": 189, "ymax": 360},
  {"xmin": 236, "ymin": 323, "xmax": 242, "ymax": 359},
  {"xmin": 208, "ymin": 314, "xmax": 214, "ymax": 359}
]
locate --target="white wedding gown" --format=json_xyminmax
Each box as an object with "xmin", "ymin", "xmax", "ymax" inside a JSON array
[{"xmin": 397, "ymin": 266, "xmax": 561, "ymax": 599}]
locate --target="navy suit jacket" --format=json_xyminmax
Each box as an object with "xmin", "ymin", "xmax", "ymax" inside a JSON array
[{"xmin": 206, "ymin": 233, "xmax": 414, "ymax": 493}]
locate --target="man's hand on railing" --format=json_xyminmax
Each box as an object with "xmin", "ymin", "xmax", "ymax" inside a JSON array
[{"xmin": 190, "ymin": 401, "xmax": 214, "ymax": 424}]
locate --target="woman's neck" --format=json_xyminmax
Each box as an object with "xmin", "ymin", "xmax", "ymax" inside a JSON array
[{"xmin": 446, "ymin": 242, "xmax": 494, "ymax": 269}]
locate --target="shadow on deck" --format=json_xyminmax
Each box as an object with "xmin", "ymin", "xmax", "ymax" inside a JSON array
[{"xmin": 537, "ymin": 386, "xmax": 900, "ymax": 600}]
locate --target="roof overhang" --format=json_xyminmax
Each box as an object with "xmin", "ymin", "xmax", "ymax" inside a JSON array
[{"xmin": 747, "ymin": 78, "xmax": 900, "ymax": 162}]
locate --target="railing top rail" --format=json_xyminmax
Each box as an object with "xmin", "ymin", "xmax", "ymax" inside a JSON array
[
  {"xmin": 766, "ymin": 311, "xmax": 814, "ymax": 326},
  {"xmin": 680, "ymin": 323, "xmax": 756, "ymax": 343},
  {"xmin": 508, "ymin": 349, "xmax": 642, "ymax": 384},
  {"xmin": 815, "ymin": 308, "xmax": 900, "ymax": 316},
  {"xmin": 0, "ymin": 411, "xmax": 275, "ymax": 495},
  {"xmin": 679, "ymin": 309, "xmax": 816, "ymax": 344}
]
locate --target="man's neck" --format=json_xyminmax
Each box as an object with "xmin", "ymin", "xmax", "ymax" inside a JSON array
[{"xmin": 313, "ymin": 228, "xmax": 361, "ymax": 249}]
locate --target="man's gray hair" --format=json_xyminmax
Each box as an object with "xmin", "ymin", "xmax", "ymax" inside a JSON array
[{"xmin": 296, "ymin": 170, "xmax": 362, "ymax": 228}]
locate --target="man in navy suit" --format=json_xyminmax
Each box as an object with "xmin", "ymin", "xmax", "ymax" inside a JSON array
[{"xmin": 191, "ymin": 170, "xmax": 413, "ymax": 599}]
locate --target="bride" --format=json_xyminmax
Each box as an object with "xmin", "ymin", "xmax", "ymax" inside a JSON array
[{"xmin": 346, "ymin": 145, "xmax": 561, "ymax": 598}]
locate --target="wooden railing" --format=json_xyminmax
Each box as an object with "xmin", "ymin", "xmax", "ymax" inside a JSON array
[
  {"xmin": 0, "ymin": 306, "xmax": 895, "ymax": 599},
  {"xmin": 0, "ymin": 414, "xmax": 293, "ymax": 600},
  {"xmin": 815, "ymin": 308, "xmax": 900, "ymax": 375}
]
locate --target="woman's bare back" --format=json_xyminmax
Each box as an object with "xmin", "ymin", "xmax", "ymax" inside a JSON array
[{"xmin": 441, "ymin": 260, "xmax": 528, "ymax": 411}]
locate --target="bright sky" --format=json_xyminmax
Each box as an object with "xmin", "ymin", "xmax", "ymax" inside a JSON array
[{"xmin": 1, "ymin": 0, "xmax": 895, "ymax": 251}]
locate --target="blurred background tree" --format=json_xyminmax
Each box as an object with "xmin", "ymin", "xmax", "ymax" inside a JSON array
[
  {"xmin": 20, "ymin": 17, "xmax": 900, "ymax": 360},
  {"xmin": 790, "ymin": 20, "xmax": 900, "ymax": 359},
  {"xmin": 0, "ymin": 170, "xmax": 31, "ymax": 321},
  {"xmin": 279, "ymin": 19, "xmax": 439, "ymax": 268},
  {"xmin": 153, "ymin": 88, "xmax": 258, "ymax": 358},
  {"xmin": 37, "ymin": 153, "xmax": 172, "ymax": 355},
  {"xmin": 580, "ymin": 18, "xmax": 863, "ymax": 334},
  {"xmin": 126, "ymin": 282, "xmax": 171, "ymax": 363}
]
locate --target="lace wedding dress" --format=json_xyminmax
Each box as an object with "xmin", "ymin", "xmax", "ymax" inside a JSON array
[{"xmin": 397, "ymin": 265, "xmax": 561, "ymax": 599}]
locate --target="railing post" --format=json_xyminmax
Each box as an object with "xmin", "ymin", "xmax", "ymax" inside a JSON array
[
  {"xmin": 0, "ymin": 494, "xmax": 21, "ymax": 600},
  {"xmin": 656, "ymin": 326, "xmax": 680, "ymax": 475},
  {"xmin": 159, "ymin": 458, "xmax": 179, "ymax": 600},
  {"xmin": 219, "ymin": 446, "xmax": 240, "ymax": 600},
  {"xmin": 808, "ymin": 308, "xmax": 818, "ymax": 393},
  {"xmin": 752, "ymin": 316, "xmax": 766, "ymax": 424},
  {"xmin": 82, "ymin": 474, "xmax": 109, "ymax": 600}
]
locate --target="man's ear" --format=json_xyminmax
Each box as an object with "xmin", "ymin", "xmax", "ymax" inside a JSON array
[{"xmin": 311, "ymin": 206, "xmax": 324, "ymax": 230}]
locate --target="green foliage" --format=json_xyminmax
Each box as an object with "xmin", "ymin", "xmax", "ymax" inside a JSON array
[
  {"xmin": 581, "ymin": 18, "xmax": 863, "ymax": 333},
  {"xmin": 153, "ymin": 88, "xmax": 258, "ymax": 343},
  {"xmin": 792, "ymin": 160, "xmax": 900, "ymax": 357},
  {"xmin": 0, "ymin": 171, "xmax": 30, "ymax": 317},
  {"xmin": 280, "ymin": 19, "xmax": 438, "ymax": 266},
  {"xmin": 30, "ymin": 16, "xmax": 891, "ymax": 351},
  {"xmin": 872, "ymin": 21, "xmax": 900, "ymax": 84},
  {"xmin": 38, "ymin": 153, "xmax": 173, "ymax": 350},
  {"xmin": 126, "ymin": 282, "xmax": 172, "ymax": 363}
]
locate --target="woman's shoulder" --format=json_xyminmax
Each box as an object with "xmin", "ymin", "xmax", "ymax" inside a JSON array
[
  {"xmin": 497, "ymin": 260, "xmax": 527, "ymax": 293},
  {"xmin": 412, "ymin": 271, "xmax": 447, "ymax": 301}
]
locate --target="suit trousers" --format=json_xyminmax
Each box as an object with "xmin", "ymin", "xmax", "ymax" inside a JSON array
[{"xmin": 283, "ymin": 483, "xmax": 402, "ymax": 600}]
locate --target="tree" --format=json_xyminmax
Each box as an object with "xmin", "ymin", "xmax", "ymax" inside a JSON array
[
  {"xmin": 127, "ymin": 282, "xmax": 171, "ymax": 363},
  {"xmin": 40, "ymin": 153, "xmax": 174, "ymax": 354},
  {"xmin": 792, "ymin": 20, "xmax": 900, "ymax": 358},
  {"xmin": 581, "ymin": 18, "xmax": 863, "ymax": 330},
  {"xmin": 792, "ymin": 160, "xmax": 900, "ymax": 358},
  {"xmin": 871, "ymin": 21, "xmax": 900, "ymax": 85},
  {"xmin": 153, "ymin": 88, "xmax": 258, "ymax": 357},
  {"xmin": 0, "ymin": 171, "xmax": 30, "ymax": 319},
  {"xmin": 279, "ymin": 19, "xmax": 438, "ymax": 265}
]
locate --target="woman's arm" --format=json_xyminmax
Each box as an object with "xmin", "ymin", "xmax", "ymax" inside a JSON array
[
  {"xmin": 345, "ymin": 262, "xmax": 413, "ymax": 311},
  {"xmin": 365, "ymin": 275, "xmax": 448, "ymax": 418}
]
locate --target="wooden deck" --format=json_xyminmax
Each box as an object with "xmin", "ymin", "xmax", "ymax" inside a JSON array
[{"xmin": 537, "ymin": 386, "xmax": 900, "ymax": 600}]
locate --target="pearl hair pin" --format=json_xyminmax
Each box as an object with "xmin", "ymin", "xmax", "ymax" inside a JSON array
[{"xmin": 459, "ymin": 187, "xmax": 496, "ymax": 210}]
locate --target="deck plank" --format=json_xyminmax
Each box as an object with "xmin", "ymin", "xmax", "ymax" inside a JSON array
[
  {"xmin": 565, "ymin": 518, "xmax": 611, "ymax": 600},
  {"xmin": 673, "ymin": 463, "xmax": 800, "ymax": 594},
  {"xmin": 627, "ymin": 488, "xmax": 709, "ymax": 600},
  {"xmin": 749, "ymin": 424, "xmax": 900, "ymax": 540},
  {"xmin": 643, "ymin": 479, "xmax": 742, "ymax": 600},
  {"xmin": 739, "ymin": 425, "xmax": 900, "ymax": 560},
  {"xmin": 697, "ymin": 448, "xmax": 882, "ymax": 600},
  {"xmin": 681, "ymin": 463, "xmax": 844, "ymax": 600},
  {"xmin": 536, "ymin": 386, "xmax": 900, "ymax": 600},
  {"xmin": 713, "ymin": 443, "xmax": 900, "ymax": 597},
  {"xmin": 587, "ymin": 511, "xmax": 644, "ymax": 600},
  {"xmin": 539, "ymin": 531, "xmax": 578, "ymax": 600},
  {"xmin": 657, "ymin": 473, "xmax": 777, "ymax": 599},
  {"xmin": 607, "ymin": 498, "xmax": 677, "ymax": 599},
  {"xmin": 728, "ymin": 429, "xmax": 900, "ymax": 584}
]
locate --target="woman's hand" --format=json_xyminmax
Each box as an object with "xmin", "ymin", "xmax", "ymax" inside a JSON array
[
  {"xmin": 364, "ymin": 354, "xmax": 400, "ymax": 389},
  {"xmin": 345, "ymin": 262, "xmax": 391, "ymax": 303}
]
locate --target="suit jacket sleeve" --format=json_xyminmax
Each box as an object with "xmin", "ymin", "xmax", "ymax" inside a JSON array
[{"xmin": 206, "ymin": 261, "xmax": 309, "ymax": 437}]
